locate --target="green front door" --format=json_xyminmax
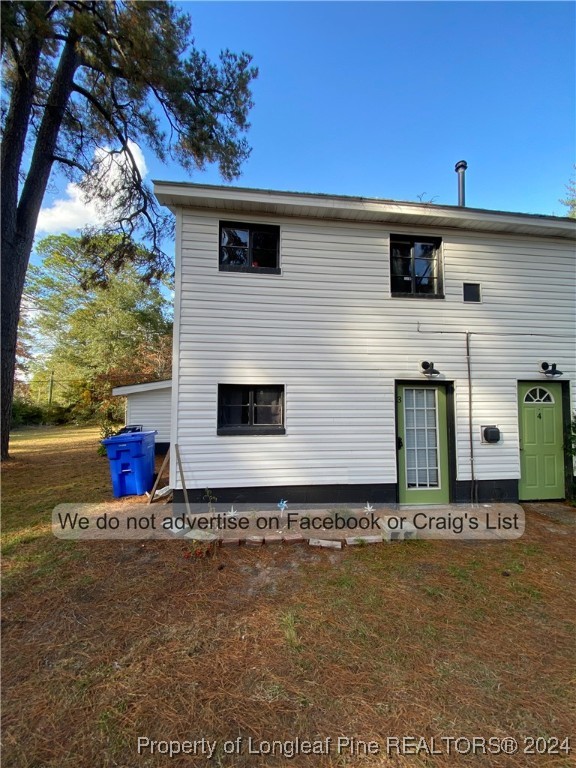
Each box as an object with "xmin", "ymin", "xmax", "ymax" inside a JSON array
[
  {"xmin": 518, "ymin": 382, "xmax": 564, "ymax": 500},
  {"xmin": 397, "ymin": 384, "xmax": 450, "ymax": 504}
]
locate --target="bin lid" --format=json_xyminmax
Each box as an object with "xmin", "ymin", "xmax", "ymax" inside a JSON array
[
  {"xmin": 101, "ymin": 430, "xmax": 157, "ymax": 445},
  {"xmin": 116, "ymin": 424, "xmax": 143, "ymax": 434}
]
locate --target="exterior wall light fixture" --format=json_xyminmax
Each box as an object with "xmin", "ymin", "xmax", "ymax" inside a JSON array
[
  {"xmin": 420, "ymin": 361, "xmax": 440, "ymax": 378},
  {"xmin": 539, "ymin": 362, "xmax": 563, "ymax": 377}
]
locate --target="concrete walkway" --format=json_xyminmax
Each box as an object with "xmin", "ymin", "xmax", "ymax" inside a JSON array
[{"xmin": 521, "ymin": 501, "xmax": 576, "ymax": 526}]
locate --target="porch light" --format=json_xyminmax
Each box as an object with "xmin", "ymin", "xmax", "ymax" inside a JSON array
[
  {"xmin": 420, "ymin": 361, "xmax": 440, "ymax": 378},
  {"xmin": 539, "ymin": 362, "xmax": 563, "ymax": 377}
]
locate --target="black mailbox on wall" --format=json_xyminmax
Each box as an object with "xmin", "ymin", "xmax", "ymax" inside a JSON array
[{"xmin": 482, "ymin": 426, "xmax": 501, "ymax": 444}]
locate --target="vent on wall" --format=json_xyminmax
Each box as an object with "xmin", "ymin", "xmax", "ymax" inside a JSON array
[{"xmin": 463, "ymin": 283, "xmax": 481, "ymax": 302}]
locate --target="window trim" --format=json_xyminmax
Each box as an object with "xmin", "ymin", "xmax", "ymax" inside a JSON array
[
  {"xmin": 219, "ymin": 220, "xmax": 281, "ymax": 274},
  {"xmin": 217, "ymin": 384, "xmax": 286, "ymax": 436},
  {"xmin": 390, "ymin": 234, "xmax": 444, "ymax": 299}
]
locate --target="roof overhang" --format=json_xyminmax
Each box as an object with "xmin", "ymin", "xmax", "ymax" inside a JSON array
[
  {"xmin": 154, "ymin": 182, "xmax": 576, "ymax": 241},
  {"xmin": 112, "ymin": 380, "xmax": 172, "ymax": 396}
]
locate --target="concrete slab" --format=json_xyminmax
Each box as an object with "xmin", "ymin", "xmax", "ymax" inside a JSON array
[
  {"xmin": 308, "ymin": 538, "xmax": 343, "ymax": 550},
  {"xmin": 345, "ymin": 534, "xmax": 383, "ymax": 546}
]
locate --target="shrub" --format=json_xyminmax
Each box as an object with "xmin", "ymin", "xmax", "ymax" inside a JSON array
[
  {"xmin": 11, "ymin": 398, "xmax": 44, "ymax": 427},
  {"xmin": 43, "ymin": 404, "xmax": 74, "ymax": 425},
  {"xmin": 97, "ymin": 418, "xmax": 123, "ymax": 456}
]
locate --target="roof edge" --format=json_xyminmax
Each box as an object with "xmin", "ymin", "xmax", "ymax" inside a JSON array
[
  {"xmin": 153, "ymin": 182, "xmax": 576, "ymax": 240},
  {"xmin": 112, "ymin": 380, "xmax": 172, "ymax": 396}
]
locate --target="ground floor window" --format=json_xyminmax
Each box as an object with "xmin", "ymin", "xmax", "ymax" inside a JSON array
[{"xmin": 217, "ymin": 384, "xmax": 285, "ymax": 435}]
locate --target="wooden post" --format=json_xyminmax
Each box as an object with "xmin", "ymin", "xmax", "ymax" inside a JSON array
[
  {"xmin": 174, "ymin": 443, "xmax": 192, "ymax": 517},
  {"xmin": 147, "ymin": 449, "xmax": 170, "ymax": 504}
]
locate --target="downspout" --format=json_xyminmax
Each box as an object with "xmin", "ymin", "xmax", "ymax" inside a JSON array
[{"xmin": 465, "ymin": 332, "xmax": 477, "ymax": 504}]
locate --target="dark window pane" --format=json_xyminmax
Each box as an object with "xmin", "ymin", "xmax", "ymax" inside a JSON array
[
  {"xmin": 391, "ymin": 275, "xmax": 411, "ymax": 293},
  {"xmin": 221, "ymin": 227, "xmax": 249, "ymax": 247},
  {"xmin": 253, "ymin": 231, "xmax": 277, "ymax": 251},
  {"xmin": 391, "ymin": 255, "xmax": 413, "ymax": 293},
  {"xmin": 251, "ymin": 249, "xmax": 277, "ymax": 269},
  {"xmin": 254, "ymin": 405, "xmax": 282, "ymax": 424},
  {"xmin": 414, "ymin": 242, "xmax": 436, "ymax": 259},
  {"xmin": 221, "ymin": 387, "xmax": 249, "ymax": 407},
  {"xmin": 415, "ymin": 277, "xmax": 437, "ymax": 294},
  {"xmin": 391, "ymin": 256, "xmax": 413, "ymax": 277},
  {"xmin": 252, "ymin": 230, "xmax": 278, "ymax": 268},
  {"xmin": 254, "ymin": 388, "xmax": 283, "ymax": 424},
  {"xmin": 220, "ymin": 246, "xmax": 248, "ymax": 266},
  {"xmin": 414, "ymin": 257, "xmax": 435, "ymax": 278},
  {"xmin": 220, "ymin": 405, "xmax": 250, "ymax": 425},
  {"xmin": 392, "ymin": 242, "xmax": 411, "ymax": 260},
  {"xmin": 414, "ymin": 257, "xmax": 436, "ymax": 292},
  {"xmin": 220, "ymin": 387, "xmax": 249, "ymax": 426}
]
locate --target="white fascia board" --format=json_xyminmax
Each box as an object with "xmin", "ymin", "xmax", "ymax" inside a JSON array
[
  {"xmin": 112, "ymin": 380, "xmax": 172, "ymax": 396},
  {"xmin": 153, "ymin": 182, "xmax": 576, "ymax": 241}
]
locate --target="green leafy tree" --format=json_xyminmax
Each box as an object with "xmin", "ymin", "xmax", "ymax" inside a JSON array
[
  {"xmin": 560, "ymin": 170, "xmax": 576, "ymax": 218},
  {"xmin": 25, "ymin": 233, "xmax": 173, "ymax": 420},
  {"xmin": 1, "ymin": 0, "xmax": 257, "ymax": 457}
]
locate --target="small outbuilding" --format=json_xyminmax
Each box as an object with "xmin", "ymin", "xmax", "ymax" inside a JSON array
[{"xmin": 112, "ymin": 380, "xmax": 172, "ymax": 453}]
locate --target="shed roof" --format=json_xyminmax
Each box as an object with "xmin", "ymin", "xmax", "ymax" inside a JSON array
[{"xmin": 112, "ymin": 380, "xmax": 172, "ymax": 396}]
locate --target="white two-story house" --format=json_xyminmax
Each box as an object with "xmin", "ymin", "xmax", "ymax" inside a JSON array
[{"xmin": 154, "ymin": 182, "xmax": 575, "ymax": 506}]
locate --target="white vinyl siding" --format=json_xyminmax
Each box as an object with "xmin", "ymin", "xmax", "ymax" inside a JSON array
[
  {"xmin": 171, "ymin": 211, "xmax": 575, "ymax": 490},
  {"xmin": 126, "ymin": 387, "xmax": 172, "ymax": 443}
]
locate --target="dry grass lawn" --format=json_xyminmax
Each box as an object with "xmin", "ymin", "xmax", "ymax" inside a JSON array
[{"xmin": 2, "ymin": 426, "xmax": 575, "ymax": 767}]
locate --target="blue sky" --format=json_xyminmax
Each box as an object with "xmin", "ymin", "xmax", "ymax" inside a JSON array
[{"xmin": 37, "ymin": 0, "xmax": 575, "ymax": 239}]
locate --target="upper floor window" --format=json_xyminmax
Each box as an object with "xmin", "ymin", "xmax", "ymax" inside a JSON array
[
  {"xmin": 390, "ymin": 235, "xmax": 443, "ymax": 298},
  {"xmin": 219, "ymin": 221, "xmax": 280, "ymax": 274}
]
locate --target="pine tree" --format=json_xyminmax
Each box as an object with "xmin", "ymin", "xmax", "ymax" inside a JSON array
[{"xmin": 1, "ymin": 1, "xmax": 257, "ymax": 457}]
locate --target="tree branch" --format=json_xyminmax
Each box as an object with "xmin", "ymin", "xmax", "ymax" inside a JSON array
[
  {"xmin": 71, "ymin": 82, "xmax": 144, "ymax": 188},
  {"xmin": 51, "ymin": 154, "xmax": 89, "ymax": 174},
  {"xmin": 72, "ymin": 83, "xmax": 128, "ymax": 144}
]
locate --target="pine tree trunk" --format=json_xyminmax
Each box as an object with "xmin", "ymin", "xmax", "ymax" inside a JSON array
[
  {"xmin": 1, "ymin": 240, "xmax": 31, "ymax": 460},
  {"xmin": 1, "ymin": 22, "xmax": 79, "ymax": 459},
  {"xmin": 0, "ymin": 7, "xmax": 45, "ymax": 460}
]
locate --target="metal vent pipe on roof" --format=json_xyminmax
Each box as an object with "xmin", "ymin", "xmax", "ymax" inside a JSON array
[{"xmin": 455, "ymin": 160, "xmax": 468, "ymax": 206}]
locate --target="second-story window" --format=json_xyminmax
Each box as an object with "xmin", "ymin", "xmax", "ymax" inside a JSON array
[
  {"xmin": 219, "ymin": 221, "xmax": 280, "ymax": 274},
  {"xmin": 390, "ymin": 235, "xmax": 443, "ymax": 298}
]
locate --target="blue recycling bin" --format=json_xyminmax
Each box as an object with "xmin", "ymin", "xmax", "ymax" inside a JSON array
[{"xmin": 101, "ymin": 431, "xmax": 157, "ymax": 497}]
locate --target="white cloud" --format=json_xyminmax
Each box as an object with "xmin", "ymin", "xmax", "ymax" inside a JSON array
[
  {"xmin": 36, "ymin": 141, "xmax": 148, "ymax": 235},
  {"xmin": 36, "ymin": 182, "xmax": 103, "ymax": 234}
]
